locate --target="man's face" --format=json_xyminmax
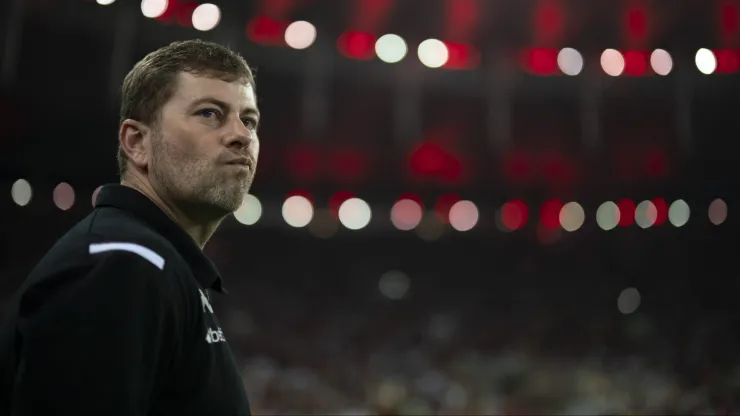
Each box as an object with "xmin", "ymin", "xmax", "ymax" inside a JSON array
[{"xmin": 149, "ymin": 72, "xmax": 260, "ymax": 216}]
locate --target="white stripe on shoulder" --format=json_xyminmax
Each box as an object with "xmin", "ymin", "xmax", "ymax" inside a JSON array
[{"xmin": 89, "ymin": 242, "xmax": 165, "ymax": 270}]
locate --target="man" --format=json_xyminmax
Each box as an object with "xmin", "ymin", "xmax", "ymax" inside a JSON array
[{"xmin": 0, "ymin": 39, "xmax": 259, "ymax": 415}]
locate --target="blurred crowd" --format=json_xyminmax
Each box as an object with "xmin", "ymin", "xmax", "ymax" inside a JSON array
[
  {"xmin": 2, "ymin": 219, "xmax": 738, "ymax": 415},
  {"xmin": 208, "ymin": 232, "xmax": 740, "ymax": 415},
  {"xmin": 224, "ymin": 296, "xmax": 739, "ymax": 415}
]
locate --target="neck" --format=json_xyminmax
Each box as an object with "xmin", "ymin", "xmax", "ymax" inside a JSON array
[{"xmin": 121, "ymin": 171, "xmax": 222, "ymax": 249}]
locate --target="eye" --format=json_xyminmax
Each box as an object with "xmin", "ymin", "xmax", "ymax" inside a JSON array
[
  {"xmin": 241, "ymin": 118, "xmax": 258, "ymax": 129},
  {"xmin": 197, "ymin": 108, "xmax": 221, "ymax": 119}
]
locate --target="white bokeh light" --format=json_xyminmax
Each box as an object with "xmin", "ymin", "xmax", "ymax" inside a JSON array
[
  {"xmin": 141, "ymin": 0, "xmax": 168, "ymax": 18},
  {"xmin": 449, "ymin": 200, "xmax": 479, "ymax": 232},
  {"xmin": 559, "ymin": 202, "xmax": 585, "ymax": 232},
  {"xmin": 601, "ymin": 49, "xmax": 625, "ymax": 77},
  {"xmin": 418, "ymin": 39, "xmax": 449, "ymax": 68},
  {"xmin": 338, "ymin": 198, "xmax": 372, "ymax": 230},
  {"xmin": 234, "ymin": 194, "xmax": 262, "ymax": 225},
  {"xmin": 11, "ymin": 179, "xmax": 32, "ymax": 207},
  {"xmin": 695, "ymin": 48, "xmax": 717, "ymax": 75},
  {"xmin": 375, "ymin": 34, "xmax": 407, "ymax": 63},
  {"xmin": 650, "ymin": 49, "xmax": 673, "ymax": 76},
  {"xmin": 669, "ymin": 199, "xmax": 690, "ymax": 227},
  {"xmin": 97, "ymin": 0, "xmax": 116, "ymax": 5},
  {"xmin": 596, "ymin": 201, "xmax": 620, "ymax": 231},
  {"xmin": 558, "ymin": 48, "xmax": 584, "ymax": 76},
  {"xmin": 285, "ymin": 21, "xmax": 317, "ymax": 50},
  {"xmin": 192, "ymin": 3, "xmax": 220, "ymax": 31},
  {"xmin": 282, "ymin": 195, "xmax": 314, "ymax": 228},
  {"xmin": 635, "ymin": 200, "xmax": 658, "ymax": 229}
]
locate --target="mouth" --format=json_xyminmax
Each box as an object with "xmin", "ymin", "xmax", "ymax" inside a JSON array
[
  {"xmin": 226, "ymin": 163, "xmax": 250, "ymax": 173},
  {"xmin": 225, "ymin": 157, "xmax": 253, "ymax": 170}
]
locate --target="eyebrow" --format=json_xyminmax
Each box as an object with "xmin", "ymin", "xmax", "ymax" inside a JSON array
[{"xmin": 190, "ymin": 97, "xmax": 260, "ymax": 119}]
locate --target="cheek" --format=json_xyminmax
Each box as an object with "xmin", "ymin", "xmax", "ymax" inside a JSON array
[
  {"xmin": 252, "ymin": 138, "xmax": 260, "ymax": 157},
  {"xmin": 161, "ymin": 128, "xmax": 208, "ymax": 159}
]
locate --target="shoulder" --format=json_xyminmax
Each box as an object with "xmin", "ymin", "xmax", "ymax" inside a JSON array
[
  {"xmin": 25, "ymin": 207, "xmax": 186, "ymax": 299},
  {"xmin": 16, "ymin": 209, "xmax": 192, "ymax": 330},
  {"xmin": 85, "ymin": 206, "xmax": 178, "ymax": 270}
]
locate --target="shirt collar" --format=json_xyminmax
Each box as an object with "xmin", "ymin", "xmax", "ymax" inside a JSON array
[{"xmin": 94, "ymin": 184, "xmax": 226, "ymax": 293}]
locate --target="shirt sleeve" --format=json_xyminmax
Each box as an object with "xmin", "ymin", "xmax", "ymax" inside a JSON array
[{"xmin": 11, "ymin": 246, "xmax": 180, "ymax": 415}]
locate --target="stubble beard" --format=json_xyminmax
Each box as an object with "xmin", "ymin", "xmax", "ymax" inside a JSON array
[{"xmin": 150, "ymin": 132, "xmax": 252, "ymax": 217}]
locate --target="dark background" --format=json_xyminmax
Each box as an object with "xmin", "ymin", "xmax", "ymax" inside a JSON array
[{"xmin": 1, "ymin": 0, "xmax": 739, "ymax": 414}]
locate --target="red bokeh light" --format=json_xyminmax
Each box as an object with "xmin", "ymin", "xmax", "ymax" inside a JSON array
[
  {"xmin": 540, "ymin": 199, "xmax": 563, "ymax": 229},
  {"xmin": 617, "ymin": 198, "xmax": 636, "ymax": 227},
  {"xmin": 623, "ymin": 50, "xmax": 648, "ymax": 76},
  {"xmin": 338, "ymin": 31, "xmax": 377, "ymax": 60},
  {"xmin": 501, "ymin": 200, "xmax": 529, "ymax": 230},
  {"xmin": 408, "ymin": 142, "xmax": 463, "ymax": 183},
  {"xmin": 652, "ymin": 197, "xmax": 668, "ymax": 226},
  {"xmin": 443, "ymin": 42, "xmax": 479, "ymax": 69},
  {"xmin": 175, "ymin": 2, "xmax": 198, "ymax": 27},
  {"xmin": 247, "ymin": 16, "xmax": 288, "ymax": 45},
  {"xmin": 522, "ymin": 48, "xmax": 559, "ymax": 75},
  {"xmin": 715, "ymin": 49, "xmax": 740, "ymax": 73}
]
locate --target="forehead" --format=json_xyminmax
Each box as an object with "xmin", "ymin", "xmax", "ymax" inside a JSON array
[{"xmin": 171, "ymin": 72, "xmax": 256, "ymax": 109}]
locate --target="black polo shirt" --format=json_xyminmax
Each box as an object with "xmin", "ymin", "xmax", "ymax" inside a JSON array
[{"xmin": 0, "ymin": 184, "xmax": 251, "ymax": 415}]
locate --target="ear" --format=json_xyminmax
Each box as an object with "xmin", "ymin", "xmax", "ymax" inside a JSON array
[{"xmin": 119, "ymin": 119, "xmax": 151, "ymax": 171}]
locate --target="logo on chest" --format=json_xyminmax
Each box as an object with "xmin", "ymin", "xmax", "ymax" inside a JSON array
[
  {"xmin": 199, "ymin": 288, "xmax": 214, "ymax": 314},
  {"xmin": 199, "ymin": 288, "xmax": 226, "ymax": 344}
]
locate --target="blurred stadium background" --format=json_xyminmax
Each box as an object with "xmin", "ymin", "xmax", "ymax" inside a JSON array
[{"xmin": 1, "ymin": 0, "xmax": 740, "ymax": 414}]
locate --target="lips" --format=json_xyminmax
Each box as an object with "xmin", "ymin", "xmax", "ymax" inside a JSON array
[{"xmin": 226, "ymin": 157, "xmax": 253, "ymax": 169}]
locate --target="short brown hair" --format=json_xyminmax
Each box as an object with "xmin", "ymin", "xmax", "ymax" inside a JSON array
[{"xmin": 117, "ymin": 39, "xmax": 255, "ymax": 176}]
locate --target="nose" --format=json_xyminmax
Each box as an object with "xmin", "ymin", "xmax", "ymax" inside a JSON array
[{"xmin": 224, "ymin": 118, "xmax": 254, "ymax": 151}]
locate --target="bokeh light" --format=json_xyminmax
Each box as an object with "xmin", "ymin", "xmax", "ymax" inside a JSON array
[
  {"xmin": 282, "ymin": 195, "xmax": 314, "ymax": 228},
  {"xmin": 141, "ymin": 0, "xmax": 168, "ymax": 18},
  {"xmin": 601, "ymin": 49, "xmax": 625, "ymax": 76},
  {"xmin": 53, "ymin": 182, "xmax": 75, "ymax": 211},
  {"xmin": 192, "ymin": 3, "xmax": 220, "ymax": 31},
  {"xmin": 338, "ymin": 198, "xmax": 372, "ymax": 230},
  {"xmin": 391, "ymin": 199, "xmax": 423, "ymax": 231},
  {"xmin": 234, "ymin": 194, "xmax": 262, "ymax": 225},
  {"xmin": 596, "ymin": 201, "xmax": 620, "ymax": 230},
  {"xmin": 669, "ymin": 199, "xmax": 690, "ymax": 227},
  {"xmin": 558, "ymin": 48, "xmax": 584, "ymax": 76},
  {"xmin": 695, "ymin": 48, "xmax": 717, "ymax": 74},
  {"xmin": 285, "ymin": 21, "xmax": 317, "ymax": 50},
  {"xmin": 375, "ymin": 34, "xmax": 407, "ymax": 63},
  {"xmin": 449, "ymin": 200, "xmax": 479, "ymax": 232},
  {"xmin": 708, "ymin": 198, "xmax": 727, "ymax": 225},
  {"xmin": 418, "ymin": 39, "xmax": 449, "ymax": 68},
  {"xmin": 11, "ymin": 179, "xmax": 32, "ymax": 207},
  {"xmin": 559, "ymin": 202, "xmax": 585, "ymax": 232}
]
